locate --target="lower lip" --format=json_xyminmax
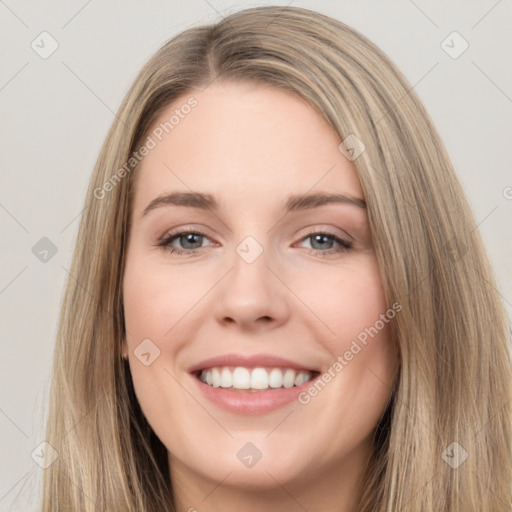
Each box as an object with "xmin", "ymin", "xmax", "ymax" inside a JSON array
[{"xmin": 190, "ymin": 372, "xmax": 320, "ymax": 415}]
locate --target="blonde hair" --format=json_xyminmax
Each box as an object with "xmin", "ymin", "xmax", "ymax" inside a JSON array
[{"xmin": 40, "ymin": 6, "xmax": 512, "ymax": 511}]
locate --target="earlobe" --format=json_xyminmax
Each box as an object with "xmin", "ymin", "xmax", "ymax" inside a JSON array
[{"xmin": 121, "ymin": 340, "xmax": 129, "ymax": 360}]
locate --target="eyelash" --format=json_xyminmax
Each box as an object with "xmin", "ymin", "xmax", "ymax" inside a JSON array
[{"xmin": 157, "ymin": 227, "xmax": 352, "ymax": 257}]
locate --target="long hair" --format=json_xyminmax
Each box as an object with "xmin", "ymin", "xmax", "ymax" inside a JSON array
[{"xmin": 40, "ymin": 6, "xmax": 512, "ymax": 511}]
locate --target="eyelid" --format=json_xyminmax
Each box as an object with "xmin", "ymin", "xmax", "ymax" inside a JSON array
[
  {"xmin": 295, "ymin": 223, "xmax": 354, "ymax": 242},
  {"xmin": 157, "ymin": 224, "xmax": 216, "ymax": 243}
]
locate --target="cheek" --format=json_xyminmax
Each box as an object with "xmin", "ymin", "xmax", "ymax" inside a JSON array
[
  {"xmin": 122, "ymin": 258, "xmax": 196, "ymax": 441},
  {"xmin": 123, "ymin": 257, "xmax": 206, "ymax": 341},
  {"xmin": 293, "ymin": 255, "xmax": 398, "ymax": 403},
  {"xmin": 294, "ymin": 256, "xmax": 388, "ymax": 348}
]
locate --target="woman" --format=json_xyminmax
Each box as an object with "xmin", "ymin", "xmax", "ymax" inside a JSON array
[{"xmin": 40, "ymin": 5, "xmax": 512, "ymax": 511}]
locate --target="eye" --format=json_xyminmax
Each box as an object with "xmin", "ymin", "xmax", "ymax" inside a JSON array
[
  {"xmin": 156, "ymin": 228, "xmax": 352, "ymax": 257},
  {"xmin": 157, "ymin": 228, "xmax": 213, "ymax": 256},
  {"xmin": 296, "ymin": 231, "xmax": 352, "ymax": 255}
]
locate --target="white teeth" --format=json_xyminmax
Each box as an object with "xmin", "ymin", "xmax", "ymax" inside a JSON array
[
  {"xmin": 294, "ymin": 371, "xmax": 309, "ymax": 386},
  {"xmin": 250, "ymin": 368, "xmax": 268, "ymax": 389},
  {"xmin": 268, "ymin": 368, "xmax": 283, "ymax": 388},
  {"xmin": 220, "ymin": 368, "xmax": 232, "ymax": 388},
  {"xmin": 283, "ymin": 369, "xmax": 296, "ymax": 388},
  {"xmin": 211, "ymin": 368, "xmax": 221, "ymax": 388},
  {"xmin": 232, "ymin": 367, "xmax": 251, "ymax": 389},
  {"xmin": 198, "ymin": 367, "xmax": 314, "ymax": 390}
]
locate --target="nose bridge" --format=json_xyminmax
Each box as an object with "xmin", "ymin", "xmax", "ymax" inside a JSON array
[
  {"xmin": 230, "ymin": 233, "xmax": 274, "ymax": 299},
  {"xmin": 213, "ymin": 232, "xmax": 289, "ymax": 327}
]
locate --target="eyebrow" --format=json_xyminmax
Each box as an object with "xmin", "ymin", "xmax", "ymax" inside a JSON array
[{"xmin": 142, "ymin": 191, "xmax": 366, "ymax": 217}]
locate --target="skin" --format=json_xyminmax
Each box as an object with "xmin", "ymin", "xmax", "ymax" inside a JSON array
[{"xmin": 122, "ymin": 80, "xmax": 399, "ymax": 512}]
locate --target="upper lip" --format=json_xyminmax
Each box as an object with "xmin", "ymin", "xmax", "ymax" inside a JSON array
[{"xmin": 188, "ymin": 353, "xmax": 320, "ymax": 374}]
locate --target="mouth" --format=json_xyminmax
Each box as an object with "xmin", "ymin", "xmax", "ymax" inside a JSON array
[
  {"xmin": 191, "ymin": 366, "xmax": 321, "ymax": 392},
  {"xmin": 188, "ymin": 353, "xmax": 323, "ymax": 414}
]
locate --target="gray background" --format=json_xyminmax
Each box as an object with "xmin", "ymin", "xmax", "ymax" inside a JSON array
[{"xmin": 1, "ymin": 0, "xmax": 511, "ymax": 509}]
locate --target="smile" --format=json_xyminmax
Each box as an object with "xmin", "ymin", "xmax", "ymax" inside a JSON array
[
  {"xmin": 188, "ymin": 353, "xmax": 322, "ymax": 414},
  {"xmin": 197, "ymin": 366, "xmax": 317, "ymax": 391}
]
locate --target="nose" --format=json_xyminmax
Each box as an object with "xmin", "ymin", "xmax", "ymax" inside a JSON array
[{"xmin": 213, "ymin": 240, "xmax": 290, "ymax": 331}]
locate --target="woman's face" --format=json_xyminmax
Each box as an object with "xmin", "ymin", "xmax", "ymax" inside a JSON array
[{"xmin": 122, "ymin": 81, "xmax": 399, "ymax": 508}]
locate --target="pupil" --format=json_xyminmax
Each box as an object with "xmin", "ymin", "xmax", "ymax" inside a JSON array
[
  {"xmin": 312, "ymin": 234, "xmax": 332, "ymax": 250},
  {"xmin": 183, "ymin": 233, "xmax": 201, "ymax": 248}
]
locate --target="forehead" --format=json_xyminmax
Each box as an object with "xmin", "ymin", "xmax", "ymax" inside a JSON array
[{"xmin": 132, "ymin": 81, "xmax": 364, "ymax": 212}]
